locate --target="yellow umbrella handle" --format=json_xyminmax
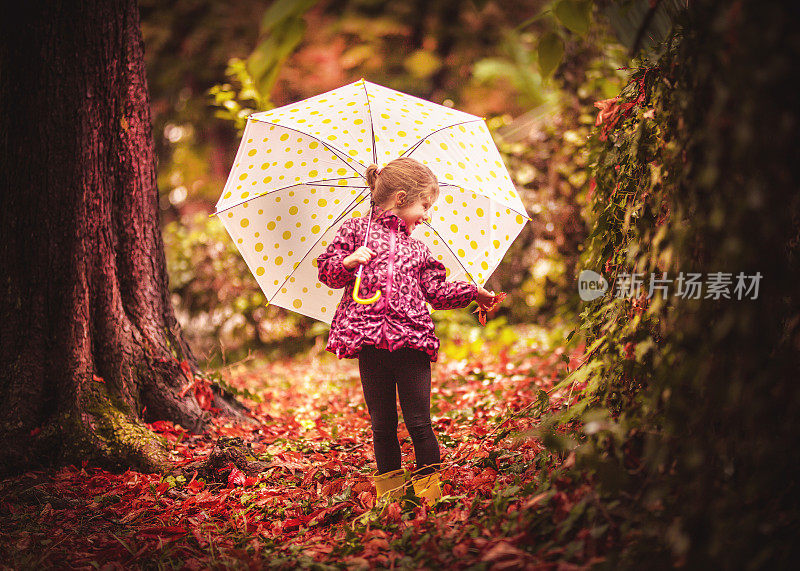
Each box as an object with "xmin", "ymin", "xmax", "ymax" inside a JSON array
[{"xmin": 353, "ymin": 266, "xmax": 381, "ymax": 305}]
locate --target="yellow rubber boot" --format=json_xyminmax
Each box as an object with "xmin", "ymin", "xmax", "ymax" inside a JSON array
[
  {"xmin": 411, "ymin": 470, "xmax": 442, "ymax": 503},
  {"xmin": 372, "ymin": 468, "xmax": 408, "ymax": 500}
]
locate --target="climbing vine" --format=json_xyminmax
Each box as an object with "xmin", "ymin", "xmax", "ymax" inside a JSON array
[{"xmin": 541, "ymin": 2, "xmax": 800, "ymax": 567}]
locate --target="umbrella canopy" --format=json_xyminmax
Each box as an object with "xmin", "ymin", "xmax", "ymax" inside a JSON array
[{"xmin": 214, "ymin": 79, "xmax": 530, "ymax": 324}]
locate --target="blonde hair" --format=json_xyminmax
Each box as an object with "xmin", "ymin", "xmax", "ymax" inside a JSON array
[{"xmin": 365, "ymin": 157, "xmax": 438, "ymax": 209}]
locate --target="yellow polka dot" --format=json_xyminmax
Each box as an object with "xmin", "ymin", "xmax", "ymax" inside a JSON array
[
  {"xmin": 493, "ymin": 240, "xmax": 501, "ymax": 249},
  {"xmin": 238, "ymin": 173, "xmax": 248, "ymax": 181},
  {"xmin": 267, "ymin": 221, "xmax": 276, "ymax": 231},
  {"xmin": 445, "ymin": 196, "xmax": 453, "ymax": 204},
  {"xmin": 275, "ymin": 256, "xmax": 284, "ymax": 266},
  {"xmin": 280, "ymin": 134, "xmax": 289, "ymax": 141},
  {"xmin": 256, "ymin": 267, "xmax": 265, "ymax": 276},
  {"xmin": 289, "ymin": 206, "xmax": 298, "ymax": 215},
  {"xmin": 255, "ymin": 243, "xmax": 263, "ymax": 252},
  {"xmin": 240, "ymin": 191, "xmax": 249, "ymax": 199},
  {"xmin": 318, "ymin": 199, "xmax": 327, "ymax": 207},
  {"xmin": 450, "ymin": 224, "xmax": 458, "ymax": 233},
  {"xmin": 516, "ymin": 214, "xmax": 524, "ymax": 224},
  {"xmin": 337, "ymin": 168, "xmax": 347, "ymax": 176},
  {"xmin": 283, "ymin": 231, "xmax": 291, "ymax": 240},
  {"xmin": 470, "ymin": 241, "xmax": 478, "ymax": 250},
  {"xmin": 240, "ymin": 219, "xmax": 249, "ymax": 228},
  {"xmin": 285, "ymin": 161, "xmax": 293, "ymax": 168},
  {"xmin": 458, "ymin": 249, "xmax": 465, "ymax": 257},
  {"xmin": 477, "ymin": 208, "xmax": 484, "ymax": 217},
  {"xmin": 248, "ymin": 149, "xmax": 257, "ymax": 156},
  {"xmin": 440, "ymin": 143, "xmax": 448, "ymax": 150},
  {"xmin": 312, "ymin": 225, "xmax": 320, "ymax": 234},
  {"xmin": 481, "ymin": 261, "xmax": 489, "ymax": 270},
  {"xmin": 309, "ymin": 170, "xmax": 318, "ymax": 177},
  {"xmin": 445, "ymin": 174, "xmax": 454, "ymax": 181},
  {"xmin": 309, "ymin": 141, "xmax": 319, "ymax": 149},
  {"xmin": 293, "ymin": 299, "xmax": 302, "ymax": 309}
]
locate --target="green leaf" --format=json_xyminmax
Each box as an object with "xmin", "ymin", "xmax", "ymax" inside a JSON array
[
  {"xmin": 259, "ymin": 0, "xmax": 318, "ymax": 34},
  {"xmin": 554, "ymin": 0, "xmax": 592, "ymax": 36},
  {"xmin": 472, "ymin": 58, "xmax": 519, "ymax": 84},
  {"xmin": 403, "ymin": 50, "xmax": 442, "ymax": 79},
  {"xmin": 538, "ymin": 32, "xmax": 564, "ymax": 78}
]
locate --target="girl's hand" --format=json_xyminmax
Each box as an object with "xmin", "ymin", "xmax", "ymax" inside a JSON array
[
  {"xmin": 476, "ymin": 286, "xmax": 497, "ymax": 309},
  {"xmin": 343, "ymin": 246, "xmax": 376, "ymax": 270},
  {"xmin": 474, "ymin": 287, "xmax": 507, "ymax": 326}
]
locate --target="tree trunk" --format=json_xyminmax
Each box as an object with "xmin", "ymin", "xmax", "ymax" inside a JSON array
[{"xmin": 0, "ymin": 0, "xmax": 246, "ymax": 477}]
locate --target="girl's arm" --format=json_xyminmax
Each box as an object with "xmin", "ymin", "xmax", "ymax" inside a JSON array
[
  {"xmin": 419, "ymin": 247, "xmax": 478, "ymax": 310},
  {"xmin": 317, "ymin": 219, "xmax": 359, "ymax": 289}
]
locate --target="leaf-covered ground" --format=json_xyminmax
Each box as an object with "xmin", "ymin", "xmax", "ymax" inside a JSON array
[{"xmin": 0, "ymin": 325, "xmax": 615, "ymax": 570}]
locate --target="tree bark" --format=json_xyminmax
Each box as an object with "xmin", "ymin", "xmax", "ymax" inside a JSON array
[{"xmin": 0, "ymin": 0, "xmax": 247, "ymax": 477}]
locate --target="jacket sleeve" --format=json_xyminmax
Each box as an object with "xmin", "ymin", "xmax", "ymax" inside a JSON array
[
  {"xmin": 419, "ymin": 247, "xmax": 478, "ymax": 310},
  {"xmin": 317, "ymin": 219, "xmax": 359, "ymax": 289}
]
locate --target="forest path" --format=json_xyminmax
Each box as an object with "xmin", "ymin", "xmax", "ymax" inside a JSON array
[{"xmin": 0, "ymin": 324, "xmax": 609, "ymax": 569}]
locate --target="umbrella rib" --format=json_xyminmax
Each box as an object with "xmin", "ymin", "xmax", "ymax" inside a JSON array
[
  {"xmin": 399, "ymin": 119, "xmax": 485, "ymax": 159},
  {"xmin": 418, "ymin": 220, "xmax": 479, "ymax": 287},
  {"xmin": 267, "ymin": 187, "xmax": 372, "ymax": 305},
  {"xmin": 361, "ymin": 81, "xmax": 378, "ymax": 165},
  {"xmin": 212, "ymin": 177, "xmax": 367, "ymax": 217},
  {"xmin": 247, "ymin": 117, "xmax": 369, "ymax": 176}
]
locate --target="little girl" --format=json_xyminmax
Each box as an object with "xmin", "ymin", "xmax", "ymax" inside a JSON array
[{"xmin": 316, "ymin": 157, "xmax": 497, "ymax": 503}]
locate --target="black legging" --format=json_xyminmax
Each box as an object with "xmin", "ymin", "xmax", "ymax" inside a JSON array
[{"xmin": 358, "ymin": 345, "xmax": 441, "ymax": 476}]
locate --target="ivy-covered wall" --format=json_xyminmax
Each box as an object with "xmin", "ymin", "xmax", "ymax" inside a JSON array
[{"xmin": 559, "ymin": 1, "xmax": 800, "ymax": 566}]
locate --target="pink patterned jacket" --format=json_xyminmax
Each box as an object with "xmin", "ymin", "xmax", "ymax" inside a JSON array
[{"xmin": 316, "ymin": 208, "xmax": 478, "ymax": 362}]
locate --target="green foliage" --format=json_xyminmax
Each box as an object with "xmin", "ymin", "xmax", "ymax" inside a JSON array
[
  {"xmin": 163, "ymin": 213, "xmax": 317, "ymax": 365},
  {"xmin": 438, "ymin": 315, "xmax": 520, "ymax": 363},
  {"xmin": 208, "ymin": 59, "xmax": 270, "ymax": 133},
  {"xmin": 554, "ymin": 0, "xmax": 592, "ymax": 37},
  {"xmin": 537, "ymin": 32, "xmax": 565, "ymax": 78},
  {"xmin": 471, "ymin": 0, "xmax": 595, "ymax": 104},
  {"xmin": 248, "ymin": 0, "xmax": 319, "ymax": 98}
]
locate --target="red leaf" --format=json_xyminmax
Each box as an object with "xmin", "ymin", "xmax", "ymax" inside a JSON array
[
  {"xmin": 228, "ymin": 466, "xmax": 246, "ymax": 487},
  {"xmin": 137, "ymin": 526, "xmax": 187, "ymax": 537},
  {"xmin": 187, "ymin": 479, "xmax": 204, "ymax": 494},
  {"xmin": 92, "ymin": 374, "xmax": 104, "ymax": 383},
  {"xmin": 178, "ymin": 381, "xmax": 194, "ymax": 398}
]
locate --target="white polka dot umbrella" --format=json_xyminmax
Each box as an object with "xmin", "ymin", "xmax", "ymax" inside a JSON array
[{"xmin": 213, "ymin": 79, "xmax": 530, "ymax": 324}]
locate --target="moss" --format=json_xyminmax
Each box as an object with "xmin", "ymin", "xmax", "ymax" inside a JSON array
[{"xmin": 60, "ymin": 380, "xmax": 170, "ymax": 473}]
